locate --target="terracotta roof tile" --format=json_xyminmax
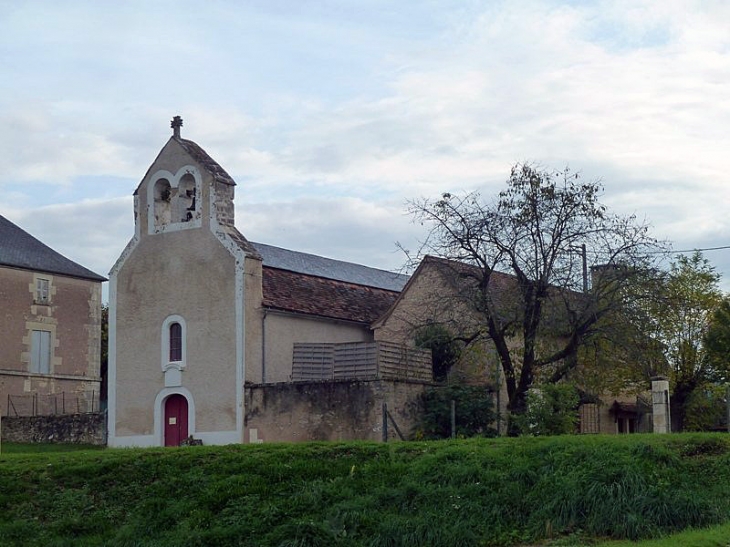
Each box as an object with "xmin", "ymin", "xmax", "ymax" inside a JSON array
[{"xmin": 262, "ymin": 267, "xmax": 399, "ymax": 324}]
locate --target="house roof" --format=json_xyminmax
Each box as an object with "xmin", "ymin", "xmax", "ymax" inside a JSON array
[
  {"xmin": 261, "ymin": 266, "xmax": 400, "ymax": 324},
  {"xmin": 0, "ymin": 215, "xmax": 107, "ymax": 282},
  {"xmin": 372, "ymin": 254, "xmax": 584, "ymax": 335},
  {"xmin": 372, "ymin": 255, "xmax": 520, "ymax": 329},
  {"xmin": 252, "ymin": 242, "xmax": 409, "ymax": 291}
]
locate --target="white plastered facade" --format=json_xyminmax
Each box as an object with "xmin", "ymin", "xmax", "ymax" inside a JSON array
[{"xmin": 108, "ymin": 138, "xmax": 249, "ymax": 447}]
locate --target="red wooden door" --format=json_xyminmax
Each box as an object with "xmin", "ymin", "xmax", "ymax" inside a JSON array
[{"xmin": 164, "ymin": 394, "xmax": 188, "ymax": 446}]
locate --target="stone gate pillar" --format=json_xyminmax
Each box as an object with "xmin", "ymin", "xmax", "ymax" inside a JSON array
[{"xmin": 651, "ymin": 376, "xmax": 671, "ymax": 434}]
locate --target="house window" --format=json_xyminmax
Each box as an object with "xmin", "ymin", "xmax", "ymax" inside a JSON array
[
  {"xmin": 30, "ymin": 330, "xmax": 51, "ymax": 374},
  {"xmin": 36, "ymin": 278, "xmax": 50, "ymax": 304},
  {"xmin": 169, "ymin": 323, "xmax": 182, "ymax": 362}
]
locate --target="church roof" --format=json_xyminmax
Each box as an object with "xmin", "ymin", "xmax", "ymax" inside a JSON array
[
  {"xmin": 0, "ymin": 215, "xmax": 106, "ymax": 282},
  {"xmin": 254, "ymin": 242, "xmax": 407, "ymax": 324},
  {"xmin": 252, "ymin": 242, "xmax": 408, "ymax": 292},
  {"xmin": 175, "ymin": 137, "xmax": 236, "ymax": 186},
  {"xmin": 261, "ymin": 267, "xmax": 400, "ymax": 324}
]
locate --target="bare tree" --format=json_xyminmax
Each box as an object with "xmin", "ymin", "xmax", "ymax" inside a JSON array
[{"xmin": 407, "ymin": 163, "xmax": 665, "ymax": 432}]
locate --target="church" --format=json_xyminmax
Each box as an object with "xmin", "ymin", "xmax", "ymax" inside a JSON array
[
  {"xmin": 108, "ymin": 117, "xmax": 671, "ymax": 446},
  {"xmin": 108, "ymin": 117, "xmax": 432, "ymax": 447}
]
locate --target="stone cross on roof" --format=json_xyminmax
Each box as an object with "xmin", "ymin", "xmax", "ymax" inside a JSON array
[{"xmin": 171, "ymin": 115, "xmax": 183, "ymax": 138}]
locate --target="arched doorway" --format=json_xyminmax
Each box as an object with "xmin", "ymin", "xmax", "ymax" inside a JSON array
[{"xmin": 164, "ymin": 394, "xmax": 189, "ymax": 446}]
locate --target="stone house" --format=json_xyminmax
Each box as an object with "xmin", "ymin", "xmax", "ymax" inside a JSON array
[
  {"xmin": 0, "ymin": 215, "xmax": 105, "ymax": 419},
  {"xmin": 373, "ymin": 254, "xmax": 659, "ymax": 435},
  {"xmin": 108, "ymin": 118, "xmax": 431, "ymax": 447}
]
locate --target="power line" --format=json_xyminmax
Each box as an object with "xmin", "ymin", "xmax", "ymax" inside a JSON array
[
  {"xmin": 642, "ymin": 244, "xmax": 730, "ymax": 255},
  {"xmin": 670, "ymin": 245, "xmax": 730, "ymax": 254}
]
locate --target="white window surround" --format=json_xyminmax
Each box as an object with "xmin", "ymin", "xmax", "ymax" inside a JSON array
[
  {"xmin": 147, "ymin": 166, "xmax": 202, "ymax": 235},
  {"xmin": 161, "ymin": 315, "xmax": 187, "ymax": 372}
]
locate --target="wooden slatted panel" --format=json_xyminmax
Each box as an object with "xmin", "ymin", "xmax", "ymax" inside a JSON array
[
  {"xmin": 292, "ymin": 343, "xmax": 335, "ymax": 381},
  {"xmin": 334, "ymin": 342, "xmax": 378, "ymax": 379},
  {"xmin": 378, "ymin": 342, "xmax": 432, "ymax": 381},
  {"xmin": 292, "ymin": 341, "xmax": 431, "ymax": 382},
  {"xmin": 579, "ymin": 403, "xmax": 600, "ymax": 434}
]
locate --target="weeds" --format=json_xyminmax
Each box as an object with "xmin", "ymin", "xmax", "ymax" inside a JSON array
[{"xmin": 1, "ymin": 435, "xmax": 730, "ymax": 546}]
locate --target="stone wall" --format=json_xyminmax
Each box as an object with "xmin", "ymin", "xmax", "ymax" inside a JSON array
[
  {"xmin": 1, "ymin": 412, "xmax": 106, "ymax": 445},
  {"xmin": 244, "ymin": 378, "xmax": 431, "ymax": 443}
]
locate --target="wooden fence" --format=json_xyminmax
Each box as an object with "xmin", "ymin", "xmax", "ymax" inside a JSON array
[{"xmin": 292, "ymin": 341, "xmax": 432, "ymax": 382}]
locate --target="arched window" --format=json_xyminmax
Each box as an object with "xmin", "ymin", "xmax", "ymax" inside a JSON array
[
  {"xmin": 146, "ymin": 167, "xmax": 202, "ymax": 234},
  {"xmin": 161, "ymin": 315, "xmax": 186, "ymax": 374},
  {"xmin": 169, "ymin": 322, "xmax": 182, "ymax": 362},
  {"xmin": 177, "ymin": 174, "xmax": 197, "ymax": 222},
  {"xmin": 153, "ymin": 179, "xmax": 173, "ymax": 228}
]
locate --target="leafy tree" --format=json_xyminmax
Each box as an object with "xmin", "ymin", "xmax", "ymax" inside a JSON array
[
  {"xmin": 654, "ymin": 253, "xmax": 722, "ymax": 430},
  {"xmin": 573, "ymin": 269, "xmax": 669, "ymax": 398},
  {"xmin": 704, "ymin": 297, "xmax": 730, "ymax": 384},
  {"xmin": 408, "ymin": 163, "xmax": 664, "ymax": 433}
]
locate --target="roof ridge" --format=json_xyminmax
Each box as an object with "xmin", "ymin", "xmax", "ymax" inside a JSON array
[
  {"xmin": 251, "ymin": 242, "xmax": 409, "ymax": 292},
  {"xmin": 261, "ymin": 263, "xmax": 400, "ymax": 293}
]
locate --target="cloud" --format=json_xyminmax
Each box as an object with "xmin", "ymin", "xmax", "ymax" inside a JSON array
[
  {"xmin": 238, "ymin": 197, "xmax": 422, "ymax": 273},
  {"xmin": 2, "ymin": 0, "xmax": 730, "ymax": 292},
  {"xmin": 1, "ymin": 197, "xmax": 134, "ymax": 279}
]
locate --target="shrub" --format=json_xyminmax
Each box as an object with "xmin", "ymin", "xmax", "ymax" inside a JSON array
[
  {"xmin": 683, "ymin": 384, "xmax": 727, "ymax": 431},
  {"xmin": 416, "ymin": 384, "xmax": 496, "ymax": 439},
  {"xmin": 515, "ymin": 383, "xmax": 580, "ymax": 436}
]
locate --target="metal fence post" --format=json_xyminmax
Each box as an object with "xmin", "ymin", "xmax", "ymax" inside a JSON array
[
  {"xmin": 382, "ymin": 402, "xmax": 388, "ymax": 442},
  {"xmin": 451, "ymin": 399, "xmax": 456, "ymax": 439},
  {"xmin": 726, "ymin": 384, "xmax": 730, "ymax": 434}
]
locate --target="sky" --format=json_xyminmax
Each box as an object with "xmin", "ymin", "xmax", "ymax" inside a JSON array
[{"xmin": 2, "ymin": 0, "xmax": 730, "ymax": 297}]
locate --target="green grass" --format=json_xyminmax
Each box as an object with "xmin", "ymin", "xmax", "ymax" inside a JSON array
[
  {"xmin": 1, "ymin": 434, "xmax": 730, "ymax": 546},
  {"xmin": 602, "ymin": 521, "xmax": 730, "ymax": 546},
  {"xmin": 541, "ymin": 521, "xmax": 730, "ymax": 546},
  {"xmin": 0, "ymin": 442, "xmax": 103, "ymax": 454}
]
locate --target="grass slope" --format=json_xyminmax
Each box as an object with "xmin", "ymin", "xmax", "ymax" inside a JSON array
[
  {"xmin": 596, "ymin": 522, "xmax": 730, "ymax": 547},
  {"xmin": 1, "ymin": 434, "xmax": 730, "ymax": 546}
]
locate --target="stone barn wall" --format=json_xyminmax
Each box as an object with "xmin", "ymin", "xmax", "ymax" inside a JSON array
[
  {"xmin": 1, "ymin": 412, "xmax": 106, "ymax": 445},
  {"xmin": 244, "ymin": 379, "xmax": 430, "ymax": 443}
]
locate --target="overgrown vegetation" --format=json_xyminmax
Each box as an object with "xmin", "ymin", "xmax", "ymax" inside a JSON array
[
  {"xmin": 514, "ymin": 383, "xmax": 580, "ymax": 436},
  {"xmin": 416, "ymin": 384, "xmax": 496, "ymax": 439},
  {"xmin": 414, "ymin": 323, "xmax": 462, "ymax": 381},
  {"xmin": 2, "ymin": 434, "xmax": 730, "ymax": 546}
]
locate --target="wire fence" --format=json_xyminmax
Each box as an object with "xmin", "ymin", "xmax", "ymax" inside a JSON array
[{"xmin": 6, "ymin": 390, "xmax": 100, "ymax": 417}]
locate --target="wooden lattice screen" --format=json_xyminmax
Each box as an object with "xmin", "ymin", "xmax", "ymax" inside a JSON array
[{"xmin": 292, "ymin": 342, "xmax": 432, "ymax": 382}]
